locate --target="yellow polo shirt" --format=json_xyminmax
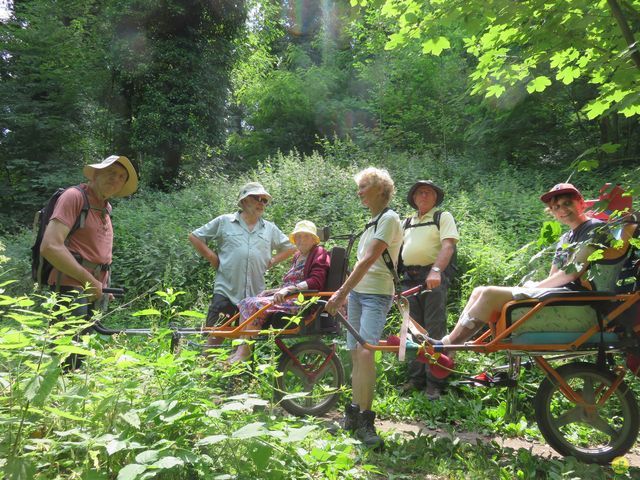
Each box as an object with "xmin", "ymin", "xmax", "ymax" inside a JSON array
[{"xmin": 401, "ymin": 208, "xmax": 459, "ymax": 266}]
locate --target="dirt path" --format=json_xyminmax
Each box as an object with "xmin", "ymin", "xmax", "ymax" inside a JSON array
[
  {"xmin": 375, "ymin": 418, "xmax": 640, "ymax": 468},
  {"xmin": 322, "ymin": 412, "xmax": 640, "ymax": 467}
]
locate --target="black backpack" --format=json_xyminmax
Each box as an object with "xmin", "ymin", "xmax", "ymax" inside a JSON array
[{"xmin": 31, "ymin": 185, "xmax": 90, "ymax": 285}]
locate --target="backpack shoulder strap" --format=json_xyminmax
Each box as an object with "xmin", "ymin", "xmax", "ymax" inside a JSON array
[
  {"xmin": 363, "ymin": 207, "xmax": 390, "ymax": 234},
  {"xmin": 68, "ymin": 185, "xmax": 91, "ymax": 235},
  {"xmin": 434, "ymin": 210, "xmax": 442, "ymax": 229}
]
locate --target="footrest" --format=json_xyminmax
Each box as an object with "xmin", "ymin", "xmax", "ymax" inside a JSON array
[{"xmin": 511, "ymin": 331, "xmax": 620, "ymax": 345}]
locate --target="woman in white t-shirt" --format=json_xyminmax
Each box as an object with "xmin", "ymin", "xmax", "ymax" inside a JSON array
[{"xmin": 326, "ymin": 167, "xmax": 402, "ymax": 449}]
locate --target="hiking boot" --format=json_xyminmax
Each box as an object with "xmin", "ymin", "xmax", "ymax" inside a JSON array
[
  {"xmin": 341, "ymin": 403, "xmax": 361, "ymax": 432},
  {"xmin": 424, "ymin": 383, "xmax": 442, "ymax": 401},
  {"xmin": 400, "ymin": 380, "xmax": 424, "ymax": 394},
  {"xmin": 326, "ymin": 403, "xmax": 360, "ymax": 435},
  {"xmin": 355, "ymin": 410, "xmax": 384, "ymax": 450}
]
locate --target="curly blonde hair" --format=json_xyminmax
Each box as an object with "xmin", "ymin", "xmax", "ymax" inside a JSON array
[{"xmin": 354, "ymin": 167, "xmax": 396, "ymax": 203}]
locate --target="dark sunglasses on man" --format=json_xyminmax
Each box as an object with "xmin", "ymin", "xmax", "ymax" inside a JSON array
[{"xmin": 250, "ymin": 195, "xmax": 269, "ymax": 205}]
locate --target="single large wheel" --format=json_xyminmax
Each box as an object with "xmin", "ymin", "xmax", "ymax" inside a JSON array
[
  {"xmin": 275, "ymin": 341, "xmax": 344, "ymax": 416},
  {"xmin": 534, "ymin": 362, "xmax": 639, "ymax": 464}
]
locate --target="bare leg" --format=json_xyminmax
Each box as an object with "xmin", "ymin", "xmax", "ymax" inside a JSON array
[
  {"xmin": 228, "ymin": 341, "xmax": 252, "ymax": 363},
  {"xmin": 447, "ymin": 286, "xmax": 514, "ymax": 345},
  {"xmin": 351, "ymin": 347, "xmax": 376, "ymax": 410}
]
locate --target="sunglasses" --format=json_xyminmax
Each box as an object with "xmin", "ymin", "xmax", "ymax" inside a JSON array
[
  {"xmin": 250, "ymin": 195, "xmax": 269, "ymax": 205},
  {"xmin": 550, "ymin": 199, "xmax": 575, "ymax": 211}
]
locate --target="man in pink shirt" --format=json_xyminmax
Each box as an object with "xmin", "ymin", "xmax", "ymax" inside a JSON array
[{"xmin": 40, "ymin": 155, "xmax": 138, "ymax": 368}]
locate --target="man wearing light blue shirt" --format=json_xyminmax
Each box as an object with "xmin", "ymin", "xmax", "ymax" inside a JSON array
[{"xmin": 189, "ymin": 182, "xmax": 294, "ymax": 345}]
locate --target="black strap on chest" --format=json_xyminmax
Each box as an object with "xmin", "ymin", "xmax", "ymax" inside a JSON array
[
  {"xmin": 403, "ymin": 210, "xmax": 443, "ymax": 230},
  {"xmin": 361, "ymin": 208, "xmax": 401, "ymax": 287}
]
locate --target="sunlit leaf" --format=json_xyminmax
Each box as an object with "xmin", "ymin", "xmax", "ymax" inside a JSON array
[
  {"xmin": 117, "ymin": 464, "xmax": 146, "ymax": 480},
  {"xmin": 600, "ymin": 143, "xmax": 621, "ymax": 154},
  {"xmin": 0, "ymin": 331, "xmax": 30, "ymax": 349},
  {"xmin": 44, "ymin": 406, "xmax": 87, "ymax": 422},
  {"xmin": 176, "ymin": 310, "xmax": 205, "ymax": 318},
  {"xmin": 537, "ymin": 221, "xmax": 562, "ymax": 247},
  {"xmin": 556, "ymin": 66, "xmax": 581, "ymax": 84},
  {"xmin": 152, "ymin": 456, "xmax": 184, "ymax": 469},
  {"xmin": 121, "ymin": 411, "xmax": 141, "ymax": 430},
  {"xmin": 54, "ymin": 345, "xmax": 94, "ymax": 356},
  {"xmin": 135, "ymin": 450, "xmax": 160, "ymax": 464},
  {"xmin": 587, "ymin": 249, "xmax": 604, "ymax": 262},
  {"xmin": 575, "ymin": 159, "xmax": 599, "ymax": 172},
  {"xmin": 620, "ymin": 104, "xmax": 640, "ymax": 117},
  {"xmin": 281, "ymin": 425, "xmax": 317, "ymax": 443},
  {"xmin": 196, "ymin": 434, "xmax": 227, "ymax": 446},
  {"xmin": 106, "ymin": 439, "xmax": 128, "ymax": 455},
  {"xmin": 486, "ymin": 84, "xmax": 505, "ymax": 98},
  {"xmin": 29, "ymin": 360, "xmax": 60, "ymax": 407},
  {"xmin": 132, "ymin": 309, "xmax": 161, "ymax": 317},
  {"xmin": 421, "ymin": 36, "xmax": 451, "ymax": 56},
  {"xmin": 232, "ymin": 422, "xmax": 267, "ymax": 439},
  {"xmin": 584, "ymin": 99, "xmax": 611, "ymax": 119},
  {"xmin": 526, "ymin": 75, "xmax": 551, "ymax": 93}
]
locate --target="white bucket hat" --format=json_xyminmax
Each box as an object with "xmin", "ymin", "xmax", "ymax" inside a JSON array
[
  {"xmin": 237, "ymin": 182, "xmax": 272, "ymax": 207},
  {"xmin": 289, "ymin": 220, "xmax": 320, "ymax": 244},
  {"xmin": 83, "ymin": 155, "xmax": 138, "ymax": 197}
]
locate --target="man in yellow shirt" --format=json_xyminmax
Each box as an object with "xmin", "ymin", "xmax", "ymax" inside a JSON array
[{"xmin": 400, "ymin": 180, "xmax": 459, "ymax": 399}]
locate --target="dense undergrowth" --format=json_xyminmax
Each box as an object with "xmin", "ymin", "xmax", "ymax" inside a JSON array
[
  {"xmin": 1, "ymin": 284, "xmax": 639, "ymax": 479},
  {"xmin": 1, "ymin": 150, "xmax": 639, "ymax": 478}
]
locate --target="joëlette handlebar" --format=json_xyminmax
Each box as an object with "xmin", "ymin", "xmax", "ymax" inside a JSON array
[
  {"xmin": 398, "ymin": 284, "xmax": 430, "ymax": 297},
  {"xmin": 103, "ymin": 287, "xmax": 125, "ymax": 297}
]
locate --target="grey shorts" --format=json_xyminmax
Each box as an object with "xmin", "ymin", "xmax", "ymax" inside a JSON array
[{"xmin": 511, "ymin": 287, "xmax": 570, "ymax": 300}]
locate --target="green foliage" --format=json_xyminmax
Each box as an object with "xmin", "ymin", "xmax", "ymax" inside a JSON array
[
  {"xmin": 0, "ymin": 0, "xmax": 115, "ymax": 229},
  {"xmin": 107, "ymin": 0, "xmax": 246, "ymax": 187},
  {"xmin": 0, "ymin": 0, "xmax": 246, "ymax": 226},
  {"xmin": 0, "ymin": 288, "xmax": 370, "ymax": 479},
  {"xmin": 363, "ymin": 0, "xmax": 640, "ymax": 118}
]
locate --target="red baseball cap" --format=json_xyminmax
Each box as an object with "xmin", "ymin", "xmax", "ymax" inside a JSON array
[{"xmin": 540, "ymin": 183, "xmax": 583, "ymax": 203}]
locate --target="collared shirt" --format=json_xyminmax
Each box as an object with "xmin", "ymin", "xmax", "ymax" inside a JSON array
[
  {"xmin": 401, "ymin": 207, "xmax": 459, "ymax": 266},
  {"xmin": 353, "ymin": 208, "xmax": 403, "ymax": 296},
  {"xmin": 48, "ymin": 184, "xmax": 112, "ymax": 287},
  {"xmin": 192, "ymin": 211, "xmax": 292, "ymax": 305}
]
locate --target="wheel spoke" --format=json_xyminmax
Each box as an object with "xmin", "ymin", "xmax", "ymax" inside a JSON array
[
  {"xmin": 581, "ymin": 376, "xmax": 596, "ymax": 404},
  {"xmin": 585, "ymin": 414, "xmax": 618, "ymax": 438},
  {"xmin": 554, "ymin": 406, "xmax": 583, "ymax": 428}
]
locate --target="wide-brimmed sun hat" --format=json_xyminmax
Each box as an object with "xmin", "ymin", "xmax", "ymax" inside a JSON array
[
  {"xmin": 237, "ymin": 182, "xmax": 272, "ymax": 207},
  {"xmin": 407, "ymin": 180, "xmax": 444, "ymax": 209},
  {"xmin": 289, "ymin": 220, "xmax": 320, "ymax": 244},
  {"xmin": 83, "ymin": 155, "xmax": 138, "ymax": 197},
  {"xmin": 540, "ymin": 183, "xmax": 583, "ymax": 203}
]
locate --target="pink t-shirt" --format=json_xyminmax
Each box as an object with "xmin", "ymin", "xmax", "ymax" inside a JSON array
[{"xmin": 47, "ymin": 184, "xmax": 113, "ymax": 287}]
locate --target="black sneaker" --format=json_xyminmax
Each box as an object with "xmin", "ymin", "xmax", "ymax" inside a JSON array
[{"xmin": 355, "ymin": 410, "xmax": 384, "ymax": 450}]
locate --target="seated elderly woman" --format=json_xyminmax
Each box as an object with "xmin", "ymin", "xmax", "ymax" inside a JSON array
[
  {"xmin": 425, "ymin": 183, "xmax": 607, "ymax": 353},
  {"xmin": 227, "ymin": 220, "xmax": 331, "ymax": 363}
]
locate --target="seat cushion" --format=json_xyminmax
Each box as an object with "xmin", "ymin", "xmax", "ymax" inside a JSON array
[
  {"xmin": 511, "ymin": 331, "xmax": 619, "ymax": 345},
  {"xmin": 509, "ymin": 305, "xmax": 599, "ymax": 333}
]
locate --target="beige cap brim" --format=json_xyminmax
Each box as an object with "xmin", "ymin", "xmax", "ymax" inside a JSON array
[{"xmin": 83, "ymin": 155, "xmax": 138, "ymax": 197}]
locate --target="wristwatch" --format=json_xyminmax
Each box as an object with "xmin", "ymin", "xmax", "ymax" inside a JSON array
[{"xmin": 431, "ymin": 266, "xmax": 442, "ymax": 273}]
